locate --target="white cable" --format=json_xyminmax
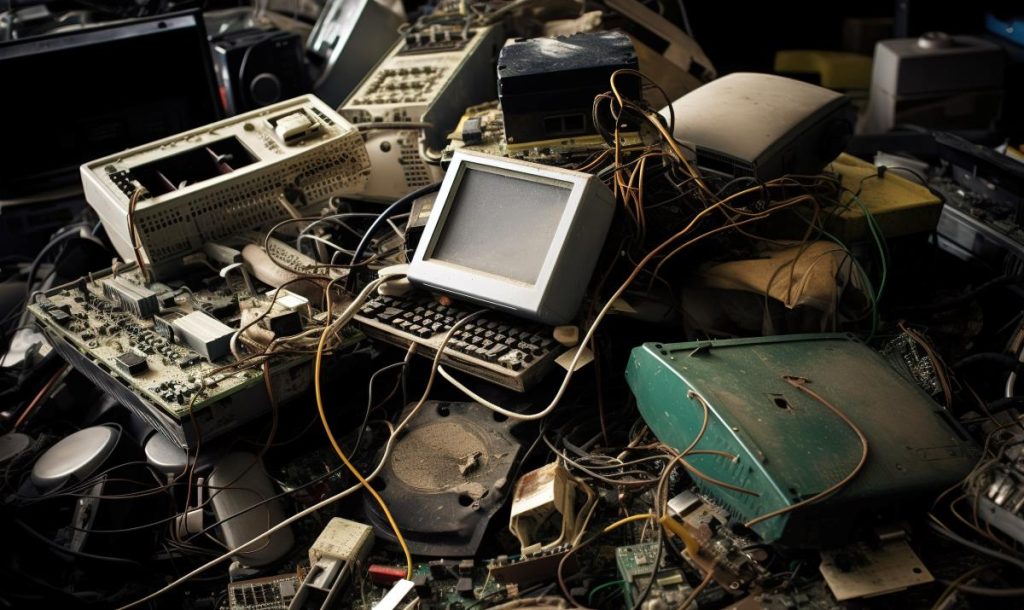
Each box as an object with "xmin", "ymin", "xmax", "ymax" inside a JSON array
[
  {"xmin": 1006, "ymin": 349, "xmax": 1024, "ymax": 398},
  {"xmin": 386, "ymin": 217, "xmax": 407, "ymax": 240},
  {"xmin": 299, "ymin": 212, "xmax": 382, "ymax": 239},
  {"xmin": 438, "ymin": 197, "xmax": 747, "ymax": 420},
  {"xmin": 438, "ymin": 253, "xmax": 638, "ymax": 420},
  {"xmin": 297, "ymin": 234, "xmax": 355, "ymax": 256},
  {"xmin": 120, "ymin": 279, "xmax": 465, "ymax": 609},
  {"xmin": 117, "ymin": 421, "xmax": 397, "ymax": 610},
  {"xmin": 300, "ymin": 212, "xmax": 410, "ymax": 241}
]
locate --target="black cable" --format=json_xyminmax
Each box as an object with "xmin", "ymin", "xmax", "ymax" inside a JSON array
[
  {"xmin": 928, "ymin": 521, "xmax": 1024, "ymax": 572},
  {"xmin": 986, "ymin": 396, "xmax": 1024, "ymax": 414},
  {"xmin": 630, "ymin": 531, "xmax": 663, "ymax": 610},
  {"xmin": 953, "ymin": 353, "xmax": 1024, "ymax": 376},
  {"xmin": 14, "ymin": 519, "xmax": 144, "ymax": 568},
  {"xmin": 348, "ymin": 180, "xmax": 442, "ymax": 271},
  {"xmin": 937, "ymin": 580, "xmax": 1024, "ymax": 597},
  {"xmin": 23, "ymin": 225, "xmax": 85, "ymax": 301},
  {"xmin": 178, "ymin": 422, "xmax": 397, "ymax": 544},
  {"xmin": 351, "ymin": 361, "xmax": 407, "ymax": 457}
]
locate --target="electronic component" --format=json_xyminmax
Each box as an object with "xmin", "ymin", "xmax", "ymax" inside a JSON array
[
  {"xmin": 616, "ymin": 542, "xmax": 693, "ymax": 609},
  {"xmin": 880, "ymin": 330, "xmax": 944, "ymax": 398},
  {"xmin": 361, "ymin": 401, "xmax": 521, "ymax": 556},
  {"xmin": 368, "ymin": 564, "xmax": 406, "ymax": 586},
  {"xmin": 626, "ymin": 334, "xmax": 978, "ymax": 546},
  {"xmin": 340, "ymin": 23, "xmax": 501, "ymax": 200},
  {"xmin": 497, "ymin": 31, "xmax": 640, "ymax": 145},
  {"xmin": 726, "ymin": 581, "xmax": 842, "ymax": 610},
  {"xmin": 442, "ymin": 101, "xmax": 641, "ymax": 167},
  {"xmin": 931, "ymin": 131, "xmax": 1024, "ymax": 267},
  {"xmin": 409, "ymin": 151, "xmax": 615, "ymax": 325},
  {"xmin": 0, "ymin": 10, "xmax": 221, "ymax": 197},
  {"xmin": 354, "ymin": 292, "xmax": 562, "ymax": 392},
  {"xmin": 341, "ymin": 560, "xmax": 508, "ymax": 609},
  {"xmin": 290, "ymin": 518, "xmax": 373, "ymax": 610},
  {"xmin": 228, "ymin": 574, "xmax": 301, "ymax": 610},
  {"xmin": 970, "ymin": 425, "xmax": 1024, "ymax": 545},
  {"xmin": 818, "ymin": 533, "xmax": 934, "ymax": 600},
  {"xmin": 115, "ymin": 351, "xmax": 149, "ymax": 376},
  {"xmin": 100, "ymin": 276, "xmax": 159, "ymax": 318},
  {"xmin": 30, "ymin": 426, "xmax": 119, "ymax": 492},
  {"xmin": 171, "ymin": 311, "xmax": 235, "ymax": 362},
  {"xmin": 864, "ymin": 33, "xmax": 1004, "ymax": 133},
  {"xmin": 272, "ymin": 108, "xmax": 323, "ymax": 145},
  {"xmin": 820, "ymin": 153, "xmax": 943, "ymax": 242},
  {"xmin": 661, "ymin": 491, "xmax": 768, "ymax": 592},
  {"xmin": 660, "ymin": 73, "xmax": 854, "ymax": 181},
  {"xmin": 143, "ymin": 431, "xmax": 189, "ymax": 475},
  {"xmin": 308, "ymin": 0, "xmax": 404, "ymax": 108},
  {"xmin": 487, "ymin": 544, "xmax": 574, "ymax": 586},
  {"xmin": 211, "ymin": 28, "xmax": 312, "ymax": 115},
  {"xmin": 309, "ymin": 517, "xmax": 374, "ymax": 566},
  {"xmin": 508, "ymin": 462, "xmax": 596, "ymax": 553},
  {"xmin": 28, "ymin": 265, "xmax": 352, "ymax": 449},
  {"xmin": 81, "ymin": 95, "xmax": 370, "ymax": 280},
  {"xmin": 209, "ymin": 452, "xmax": 294, "ymax": 567},
  {"xmin": 240, "ymin": 235, "xmax": 337, "ymax": 303}
]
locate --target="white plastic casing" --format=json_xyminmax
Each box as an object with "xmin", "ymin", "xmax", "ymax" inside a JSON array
[
  {"xmin": 409, "ymin": 150, "xmax": 614, "ymax": 325},
  {"xmin": 81, "ymin": 95, "xmax": 370, "ymax": 279}
]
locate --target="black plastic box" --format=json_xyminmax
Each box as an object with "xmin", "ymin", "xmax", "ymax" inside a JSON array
[
  {"xmin": 210, "ymin": 28, "xmax": 311, "ymax": 116},
  {"xmin": 497, "ymin": 31, "xmax": 640, "ymax": 145}
]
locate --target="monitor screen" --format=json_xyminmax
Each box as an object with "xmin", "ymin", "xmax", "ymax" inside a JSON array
[
  {"xmin": 427, "ymin": 165, "xmax": 572, "ymax": 285},
  {"xmin": 410, "ymin": 150, "xmax": 614, "ymax": 325},
  {"xmin": 0, "ymin": 12, "xmax": 221, "ymax": 197}
]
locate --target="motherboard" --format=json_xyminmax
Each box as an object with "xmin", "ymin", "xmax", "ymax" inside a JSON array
[{"xmin": 28, "ymin": 265, "xmax": 358, "ymax": 449}]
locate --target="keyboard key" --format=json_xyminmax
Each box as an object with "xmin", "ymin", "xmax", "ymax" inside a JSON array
[
  {"xmin": 482, "ymin": 344, "xmax": 509, "ymax": 361},
  {"xmin": 376, "ymin": 307, "xmax": 403, "ymax": 322}
]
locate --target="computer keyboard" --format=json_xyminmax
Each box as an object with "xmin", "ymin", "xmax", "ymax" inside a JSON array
[{"xmin": 354, "ymin": 292, "xmax": 563, "ymax": 392}]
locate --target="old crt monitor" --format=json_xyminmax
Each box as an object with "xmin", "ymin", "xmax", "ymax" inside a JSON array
[
  {"xmin": 0, "ymin": 11, "xmax": 221, "ymax": 197},
  {"xmin": 408, "ymin": 151, "xmax": 614, "ymax": 325}
]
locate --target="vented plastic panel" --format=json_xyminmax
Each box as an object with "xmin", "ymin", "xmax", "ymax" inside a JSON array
[
  {"xmin": 81, "ymin": 95, "xmax": 370, "ymax": 279},
  {"xmin": 136, "ymin": 136, "xmax": 368, "ymax": 267},
  {"xmin": 399, "ymin": 136, "xmax": 435, "ymax": 188}
]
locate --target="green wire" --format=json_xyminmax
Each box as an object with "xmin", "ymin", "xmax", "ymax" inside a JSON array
[
  {"xmin": 808, "ymin": 224, "xmax": 880, "ymax": 340},
  {"xmin": 845, "ymin": 191, "xmax": 890, "ymax": 340},
  {"xmin": 588, "ymin": 579, "xmax": 626, "ymax": 606},
  {"xmin": 791, "ymin": 186, "xmax": 889, "ymax": 340}
]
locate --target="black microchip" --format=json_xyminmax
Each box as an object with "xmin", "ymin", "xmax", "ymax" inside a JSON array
[
  {"xmin": 462, "ymin": 117, "xmax": 483, "ymax": 145},
  {"xmin": 428, "ymin": 559, "xmax": 449, "ymax": 579},
  {"xmin": 115, "ymin": 351, "xmax": 148, "ymax": 376},
  {"xmin": 267, "ymin": 309, "xmax": 302, "ymax": 337},
  {"xmin": 48, "ymin": 309, "xmax": 72, "ymax": 327},
  {"xmin": 412, "ymin": 573, "xmax": 431, "ymax": 597},
  {"xmin": 456, "ymin": 576, "xmax": 474, "ymax": 598}
]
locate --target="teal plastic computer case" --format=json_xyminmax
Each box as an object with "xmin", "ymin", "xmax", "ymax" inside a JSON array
[{"xmin": 625, "ymin": 334, "xmax": 977, "ymax": 546}]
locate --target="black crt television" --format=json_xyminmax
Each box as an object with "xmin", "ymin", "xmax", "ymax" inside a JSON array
[{"xmin": 0, "ymin": 10, "xmax": 222, "ymax": 198}]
